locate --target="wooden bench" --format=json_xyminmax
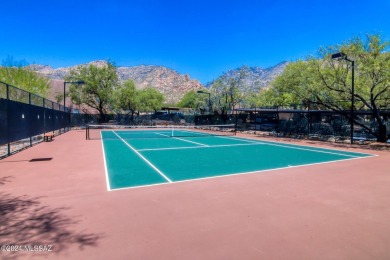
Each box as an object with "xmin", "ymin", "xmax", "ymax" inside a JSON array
[
  {"xmin": 308, "ymin": 134, "xmax": 321, "ymax": 140},
  {"xmin": 44, "ymin": 133, "xmax": 54, "ymax": 142}
]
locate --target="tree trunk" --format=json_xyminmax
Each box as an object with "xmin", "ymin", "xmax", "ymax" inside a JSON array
[
  {"xmin": 130, "ymin": 110, "xmax": 135, "ymax": 121},
  {"xmin": 99, "ymin": 112, "xmax": 106, "ymax": 123},
  {"xmin": 377, "ymin": 124, "xmax": 387, "ymax": 142}
]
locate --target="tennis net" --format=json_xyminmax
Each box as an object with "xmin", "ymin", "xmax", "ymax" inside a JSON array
[{"xmin": 86, "ymin": 124, "xmax": 236, "ymax": 140}]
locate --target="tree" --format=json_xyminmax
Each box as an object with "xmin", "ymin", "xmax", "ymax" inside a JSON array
[
  {"xmin": 66, "ymin": 61, "xmax": 120, "ymax": 123},
  {"xmin": 137, "ymin": 87, "xmax": 164, "ymax": 113},
  {"xmin": 0, "ymin": 58, "xmax": 50, "ymax": 98},
  {"xmin": 177, "ymin": 90, "xmax": 208, "ymax": 113},
  {"xmin": 210, "ymin": 67, "xmax": 246, "ymax": 117},
  {"xmin": 242, "ymin": 89, "xmax": 274, "ymax": 108},
  {"xmin": 267, "ymin": 34, "xmax": 390, "ymax": 142},
  {"xmin": 114, "ymin": 80, "xmax": 139, "ymax": 119},
  {"xmin": 177, "ymin": 90, "xmax": 199, "ymax": 108},
  {"xmin": 54, "ymin": 93, "xmax": 64, "ymax": 104}
]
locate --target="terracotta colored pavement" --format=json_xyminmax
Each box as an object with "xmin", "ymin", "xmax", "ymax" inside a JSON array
[{"xmin": 0, "ymin": 130, "xmax": 389, "ymax": 260}]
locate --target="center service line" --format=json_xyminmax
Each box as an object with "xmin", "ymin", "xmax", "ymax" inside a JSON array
[
  {"xmin": 113, "ymin": 131, "xmax": 173, "ymax": 183},
  {"xmin": 156, "ymin": 132, "xmax": 209, "ymax": 147}
]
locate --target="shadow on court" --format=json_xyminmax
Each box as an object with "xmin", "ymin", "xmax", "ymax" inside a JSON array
[{"xmin": 0, "ymin": 176, "xmax": 103, "ymax": 259}]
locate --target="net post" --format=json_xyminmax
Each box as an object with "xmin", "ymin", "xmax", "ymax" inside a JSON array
[
  {"xmin": 234, "ymin": 110, "xmax": 238, "ymax": 135},
  {"xmin": 86, "ymin": 125, "xmax": 89, "ymax": 140}
]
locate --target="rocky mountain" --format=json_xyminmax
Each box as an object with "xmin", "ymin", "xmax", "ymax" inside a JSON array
[
  {"xmin": 116, "ymin": 65, "xmax": 203, "ymax": 104},
  {"xmin": 30, "ymin": 60, "xmax": 288, "ymax": 104},
  {"xmin": 205, "ymin": 62, "xmax": 288, "ymax": 93},
  {"xmin": 29, "ymin": 64, "xmax": 70, "ymax": 80},
  {"xmin": 30, "ymin": 61, "xmax": 203, "ymax": 104}
]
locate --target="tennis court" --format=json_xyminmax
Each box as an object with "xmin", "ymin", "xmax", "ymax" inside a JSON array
[
  {"xmin": 1, "ymin": 129, "xmax": 389, "ymax": 259},
  {"xmin": 93, "ymin": 125, "xmax": 374, "ymax": 191}
]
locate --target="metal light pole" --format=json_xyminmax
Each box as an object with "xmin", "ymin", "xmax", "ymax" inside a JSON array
[
  {"xmin": 197, "ymin": 90, "xmax": 211, "ymax": 114},
  {"xmin": 63, "ymin": 81, "xmax": 84, "ymax": 108},
  {"xmin": 331, "ymin": 52, "xmax": 354, "ymax": 144}
]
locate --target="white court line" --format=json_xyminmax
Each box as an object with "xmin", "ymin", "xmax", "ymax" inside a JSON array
[
  {"xmin": 214, "ymin": 135, "xmax": 371, "ymax": 158},
  {"xmin": 138, "ymin": 142, "xmax": 263, "ymax": 152},
  {"xmin": 119, "ymin": 131, "xmax": 170, "ymax": 135},
  {"xmin": 156, "ymin": 132, "xmax": 209, "ymax": 147},
  {"xmin": 100, "ymin": 132, "xmax": 112, "ymax": 191},
  {"xmin": 140, "ymin": 130, "xmax": 372, "ymax": 158},
  {"xmin": 217, "ymin": 135, "xmax": 261, "ymax": 144},
  {"xmin": 220, "ymin": 135, "xmax": 377, "ymax": 157},
  {"xmin": 155, "ymin": 132, "xmax": 170, "ymax": 138},
  {"xmin": 172, "ymin": 137, "xmax": 209, "ymax": 147},
  {"xmin": 140, "ymin": 135, "xmax": 365, "ymax": 158},
  {"xmin": 142, "ymin": 132, "xmax": 370, "ymax": 158},
  {"xmin": 113, "ymin": 131, "xmax": 173, "ymax": 183},
  {"xmin": 109, "ymin": 154, "xmax": 376, "ymax": 192},
  {"xmin": 260, "ymin": 143, "xmax": 362, "ymax": 157}
]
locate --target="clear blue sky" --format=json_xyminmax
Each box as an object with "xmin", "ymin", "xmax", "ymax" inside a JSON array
[{"xmin": 1, "ymin": 0, "xmax": 389, "ymax": 84}]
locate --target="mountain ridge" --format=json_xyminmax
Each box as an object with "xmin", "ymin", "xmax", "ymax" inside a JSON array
[
  {"xmin": 30, "ymin": 61, "xmax": 287, "ymax": 104},
  {"xmin": 205, "ymin": 62, "xmax": 288, "ymax": 93},
  {"xmin": 30, "ymin": 61, "xmax": 203, "ymax": 104}
]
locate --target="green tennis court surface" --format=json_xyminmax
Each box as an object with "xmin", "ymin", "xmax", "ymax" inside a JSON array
[{"xmin": 101, "ymin": 129, "xmax": 374, "ymax": 191}]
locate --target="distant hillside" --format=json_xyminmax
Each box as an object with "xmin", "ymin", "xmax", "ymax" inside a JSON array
[
  {"xmin": 116, "ymin": 65, "xmax": 203, "ymax": 104},
  {"xmin": 30, "ymin": 60, "xmax": 288, "ymax": 104},
  {"xmin": 30, "ymin": 61, "xmax": 204, "ymax": 104},
  {"xmin": 205, "ymin": 62, "xmax": 288, "ymax": 93}
]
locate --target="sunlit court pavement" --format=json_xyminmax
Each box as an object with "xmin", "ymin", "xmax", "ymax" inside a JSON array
[{"xmin": 1, "ymin": 130, "xmax": 389, "ymax": 259}]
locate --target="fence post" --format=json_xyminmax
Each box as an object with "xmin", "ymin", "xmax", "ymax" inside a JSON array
[
  {"xmin": 307, "ymin": 105, "xmax": 310, "ymax": 136},
  {"xmin": 6, "ymin": 84, "xmax": 11, "ymax": 156},
  {"xmin": 254, "ymin": 107, "xmax": 257, "ymax": 134},
  {"xmin": 276, "ymin": 105, "xmax": 280, "ymax": 135},
  {"xmin": 43, "ymin": 98, "xmax": 46, "ymax": 137},
  {"xmin": 234, "ymin": 110, "xmax": 238, "ymax": 135},
  {"xmin": 29, "ymin": 93, "xmax": 32, "ymax": 146}
]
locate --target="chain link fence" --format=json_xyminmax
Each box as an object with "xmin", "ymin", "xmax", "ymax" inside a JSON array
[
  {"xmin": 0, "ymin": 81, "xmax": 71, "ymax": 158},
  {"xmin": 2, "ymin": 83, "xmax": 389, "ymax": 159},
  {"xmin": 235, "ymin": 107, "xmax": 390, "ymax": 143}
]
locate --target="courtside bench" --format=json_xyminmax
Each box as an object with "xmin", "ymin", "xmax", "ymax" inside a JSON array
[{"xmin": 44, "ymin": 132, "xmax": 54, "ymax": 142}]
